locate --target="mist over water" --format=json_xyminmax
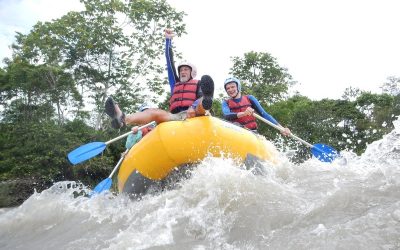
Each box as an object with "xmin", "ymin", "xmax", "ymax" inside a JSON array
[{"xmin": 1, "ymin": 120, "xmax": 400, "ymax": 250}]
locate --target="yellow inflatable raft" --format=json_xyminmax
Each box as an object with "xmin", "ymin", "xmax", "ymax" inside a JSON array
[{"xmin": 117, "ymin": 116, "xmax": 279, "ymax": 196}]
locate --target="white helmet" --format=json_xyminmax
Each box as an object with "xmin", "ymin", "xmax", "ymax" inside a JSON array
[{"xmin": 177, "ymin": 61, "xmax": 197, "ymax": 79}]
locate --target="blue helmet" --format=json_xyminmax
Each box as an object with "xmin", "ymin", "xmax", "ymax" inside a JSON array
[{"xmin": 224, "ymin": 77, "xmax": 241, "ymax": 92}]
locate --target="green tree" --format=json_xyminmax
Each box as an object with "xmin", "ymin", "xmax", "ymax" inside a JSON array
[
  {"xmin": 1, "ymin": 58, "xmax": 82, "ymax": 125},
  {"xmin": 342, "ymin": 86, "xmax": 362, "ymax": 101},
  {"xmin": 10, "ymin": 0, "xmax": 185, "ymax": 128},
  {"xmin": 0, "ymin": 0, "xmax": 188, "ymax": 206},
  {"xmin": 381, "ymin": 76, "xmax": 400, "ymax": 96},
  {"xmin": 356, "ymin": 92, "xmax": 398, "ymax": 131}
]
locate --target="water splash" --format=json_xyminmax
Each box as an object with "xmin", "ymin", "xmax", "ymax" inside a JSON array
[{"xmin": 1, "ymin": 123, "xmax": 400, "ymax": 249}]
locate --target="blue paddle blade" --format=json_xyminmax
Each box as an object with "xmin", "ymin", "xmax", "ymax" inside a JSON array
[
  {"xmin": 67, "ymin": 142, "xmax": 107, "ymax": 165},
  {"xmin": 311, "ymin": 143, "xmax": 339, "ymax": 163},
  {"xmin": 91, "ymin": 178, "xmax": 112, "ymax": 196}
]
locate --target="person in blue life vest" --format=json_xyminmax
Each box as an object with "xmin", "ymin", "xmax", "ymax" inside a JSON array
[
  {"xmin": 105, "ymin": 28, "xmax": 214, "ymax": 129},
  {"xmin": 221, "ymin": 76, "xmax": 291, "ymax": 136},
  {"xmin": 123, "ymin": 103, "xmax": 157, "ymax": 153}
]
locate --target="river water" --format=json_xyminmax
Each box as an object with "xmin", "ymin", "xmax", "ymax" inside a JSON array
[{"xmin": 1, "ymin": 120, "xmax": 400, "ymax": 250}]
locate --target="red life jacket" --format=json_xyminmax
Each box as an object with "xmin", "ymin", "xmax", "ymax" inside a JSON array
[
  {"xmin": 227, "ymin": 95, "xmax": 258, "ymax": 130},
  {"xmin": 169, "ymin": 79, "xmax": 199, "ymax": 112}
]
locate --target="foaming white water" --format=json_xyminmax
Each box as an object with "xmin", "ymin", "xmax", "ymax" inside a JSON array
[{"xmin": 1, "ymin": 123, "xmax": 400, "ymax": 250}]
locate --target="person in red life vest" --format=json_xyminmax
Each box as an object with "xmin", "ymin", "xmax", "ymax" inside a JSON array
[
  {"xmin": 105, "ymin": 28, "xmax": 214, "ymax": 129},
  {"xmin": 221, "ymin": 76, "xmax": 291, "ymax": 135}
]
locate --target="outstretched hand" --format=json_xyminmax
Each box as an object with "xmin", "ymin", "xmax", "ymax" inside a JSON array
[
  {"xmin": 280, "ymin": 127, "xmax": 291, "ymax": 136},
  {"xmin": 164, "ymin": 28, "xmax": 174, "ymax": 39}
]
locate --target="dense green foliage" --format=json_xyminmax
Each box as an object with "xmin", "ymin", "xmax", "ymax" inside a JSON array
[
  {"xmin": 8, "ymin": 0, "xmax": 185, "ymax": 129},
  {"xmin": 0, "ymin": 0, "xmax": 185, "ymax": 206},
  {"xmin": 0, "ymin": 0, "xmax": 399, "ymax": 207}
]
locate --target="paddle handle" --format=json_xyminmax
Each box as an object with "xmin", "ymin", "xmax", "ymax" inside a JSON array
[
  {"xmin": 105, "ymin": 121, "xmax": 156, "ymax": 145},
  {"xmin": 253, "ymin": 113, "xmax": 314, "ymax": 148}
]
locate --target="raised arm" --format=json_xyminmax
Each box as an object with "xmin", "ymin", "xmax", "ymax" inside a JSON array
[{"xmin": 165, "ymin": 29, "xmax": 179, "ymax": 93}]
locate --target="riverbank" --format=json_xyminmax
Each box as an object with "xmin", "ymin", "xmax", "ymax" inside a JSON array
[{"xmin": 0, "ymin": 179, "xmax": 52, "ymax": 207}]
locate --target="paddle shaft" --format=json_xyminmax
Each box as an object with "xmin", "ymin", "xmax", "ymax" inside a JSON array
[
  {"xmin": 253, "ymin": 113, "xmax": 314, "ymax": 148},
  {"xmin": 105, "ymin": 121, "xmax": 156, "ymax": 145},
  {"xmin": 108, "ymin": 149, "xmax": 129, "ymax": 178}
]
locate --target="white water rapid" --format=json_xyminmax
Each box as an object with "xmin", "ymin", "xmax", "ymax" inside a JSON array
[{"xmin": 1, "ymin": 120, "xmax": 400, "ymax": 249}]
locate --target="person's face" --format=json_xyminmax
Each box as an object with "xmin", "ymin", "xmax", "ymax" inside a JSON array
[
  {"xmin": 225, "ymin": 82, "xmax": 239, "ymax": 98},
  {"xmin": 179, "ymin": 66, "xmax": 192, "ymax": 82}
]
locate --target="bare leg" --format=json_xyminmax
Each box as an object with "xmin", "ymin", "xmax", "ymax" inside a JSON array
[
  {"xmin": 106, "ymin": 97, "xmax": 172, "ymax": 128},
  {"xmin": 195, "ymin": 97, "xmax": 207, "ymax": 116},
  {"xmin": 125, "ymin": 108, "xmax": 171, "ymax": 125}
]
